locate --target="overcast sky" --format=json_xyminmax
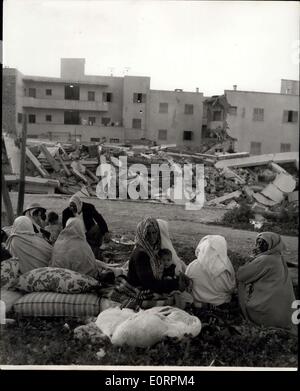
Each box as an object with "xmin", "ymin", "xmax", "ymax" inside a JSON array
[{"xmin": 3, "ymin": 0, "xmax": 299, "ymax": 96}]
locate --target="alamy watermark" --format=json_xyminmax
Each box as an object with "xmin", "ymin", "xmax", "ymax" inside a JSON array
[{"xmin": 95, "ymin": 156, "xmax": 205, "ymax": 210}]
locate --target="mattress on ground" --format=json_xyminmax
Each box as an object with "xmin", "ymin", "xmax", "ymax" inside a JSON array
[
  {"xmin": 13, "ymin": 292, "xmax": 101, "ymax": 317},
  {"xmin": 1, "ymin": 289, "xmax": 25, "ymax": 313}
]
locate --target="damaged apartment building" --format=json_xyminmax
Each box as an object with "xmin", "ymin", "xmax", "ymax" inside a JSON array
[{"xmin": 2, "ymin": 58, "xmax": 299, "ymax": 155}]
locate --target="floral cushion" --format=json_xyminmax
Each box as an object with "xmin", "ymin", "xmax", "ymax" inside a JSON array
[
  {"xmin": 1, "ymin": 258, "xmax": 20, "ymax": 289},
  {"xmin": 15, "ymin": 267, "xmax": 99, "ymax": 294}
]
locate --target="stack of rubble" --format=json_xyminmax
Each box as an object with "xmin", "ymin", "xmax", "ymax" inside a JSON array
[{"xmin": 3, "ymin": 134, "xmax": 298, "ymax": 220}]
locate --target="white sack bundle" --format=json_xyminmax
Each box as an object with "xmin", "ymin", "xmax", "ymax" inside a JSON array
[
  {"xmin": 111, "ymin": 312, "xmax": 168, "ymax": 348},
  {"xmin": 95, "ymin": 306, "xmax": 201, "ymax": 348},
  {"xmin": 95, "ymin": 307, "xmax": 134, "ymax": 338}
]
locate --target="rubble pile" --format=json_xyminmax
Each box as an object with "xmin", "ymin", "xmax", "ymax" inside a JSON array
[{"xmin": 3, "ymin": 136, "xmax": 299, "ymax": 224}]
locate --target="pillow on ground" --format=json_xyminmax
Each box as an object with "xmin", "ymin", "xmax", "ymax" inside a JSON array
[
  {"xmin": 1, "ymin": 289, "xmax": 24, "ymax": 313},
  {"xmin": 13, "ymin": 292, "xmax": 101, "ymax": 317},
  {"xmin": 1, "ymin": 258, "xmax": 20, "ymax": 289},
  {"xmin": 15, "ymin": 267, "xmax": 99, "ymax": 294}
]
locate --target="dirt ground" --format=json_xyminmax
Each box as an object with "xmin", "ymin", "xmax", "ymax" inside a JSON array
[{"xmin": 3, "ymin": 192, "xmax": 298, "ymax": 265}]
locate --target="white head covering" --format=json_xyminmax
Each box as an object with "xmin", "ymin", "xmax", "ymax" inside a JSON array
[
  {"xmin": 69, "ymin": 193, "xmax": 83, "ymax": 214},
  {"xmin": 185, "ymin": 235, "xmax": 236, "ymax": 306},
  {"xmin": 157, "ymin": 219, "xmax": 186, "ymax": 275},
  {"xmin": 193, "ymin": 235, "xmax": 234, "ymax": 278}
]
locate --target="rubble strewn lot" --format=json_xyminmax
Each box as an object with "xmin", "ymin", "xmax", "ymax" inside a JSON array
[{"xmin": 3, "ymin": 133, "xmax": 299, "ymax": 235}]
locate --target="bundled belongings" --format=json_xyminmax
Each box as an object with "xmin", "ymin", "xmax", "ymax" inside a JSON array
[{"xmin": 95, "ymin": 306, "xmax": 201, "ymax": 347}]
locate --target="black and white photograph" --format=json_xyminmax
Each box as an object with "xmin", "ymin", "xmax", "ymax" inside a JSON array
[{"xmin": 1, "ymin": 0, "xmax": 299, "ymax": 374}]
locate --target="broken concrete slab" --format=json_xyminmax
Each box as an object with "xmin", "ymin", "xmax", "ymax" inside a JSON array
[
  {"xmin": 26, "ymin": 147, "xmax": 49, "ymax": 178},
  {"xmin": 206, "ymin": 190, "xmax": 242, "ymax": 206},
  {"xmin": 273, "ymin": 172, "xmax": 296, "ymax": 193},
  {"xmin": 269, "ymin": 162, "xmax": 287, "ymax": 175},
  {"xmin": 39, "ymin": 144, "xmax": 61, "ymax": 172},
  {"xmin": 261, "ymin": 183, "xmax": 284, "ymax": 203},
  {"xmin": 71, "ymin": 168, "xmax": 89, "ymax": 184},
  {"xmin": 216, "ymin": 152, "xmax": 250, "ymax": 160},
  {"xmin": 252, "ymin": 192, "xmax": 278, "ymax": 206},
  {"xmin": 215, "ymin": 152, "xmax": 299, "ymax": 170},
  {"xmin": 5, "ymin": 174, "xmax": 59, "ymax": 194}
]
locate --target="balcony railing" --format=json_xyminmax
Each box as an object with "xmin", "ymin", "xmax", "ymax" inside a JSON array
[{"xmin": 23, "ymin": 97, "xmax": 109, "ymax": 111}]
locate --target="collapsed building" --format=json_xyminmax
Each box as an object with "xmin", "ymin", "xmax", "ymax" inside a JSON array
[{"xmin": 2, "ymin": 58, "xmax": 299, "ymax": 155}]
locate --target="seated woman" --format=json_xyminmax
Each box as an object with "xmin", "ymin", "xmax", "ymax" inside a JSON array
[
  {"xmin": 185, "ymin": 235, "xmax": 236, "ymax": 307},
  {"xmin": 50, "ymin": 217, "xmax": 101, "ymax": 279},
  {"xmin": 237, "ymin": 232, "xmax": 295, "ymax": 330},
  {"xmin": 101, "ymin": 217, "xmax": 191, "ymax": 310},
  {"xmin": 5, "ymin": 216, "xmax": 53, "ymax": 274},
  {"xmin": 127, "ymin": 217, "xmax": 189, "ymax": 294}
]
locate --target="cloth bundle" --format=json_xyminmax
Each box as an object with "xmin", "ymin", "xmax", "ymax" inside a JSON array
[{"xmin": 95, "ymin": 306, "xmax": 201, "ymax": 348}]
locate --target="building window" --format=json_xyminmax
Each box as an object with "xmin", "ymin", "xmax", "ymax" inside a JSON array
[
  {"xmin": 91, "ymin": 137, "xmax": 100, "ymax": 142},
  {"xmin": 250, "ymin": 142, "xmax": 262, "ymax": 155},
  {"xmin": 253, "ymin": 108, "xmax": 264, "ymax": 121},
  {"xmin": 46, "ymin": 89, "xmax": 52, "ymax": 96},
  {"xmin": 158, "ymin": 129, "xmax": 167, "ymax": 141},
  {"xmin": 110, "ymin": 138, "xmax": 120, "ymax": 143},
  {"xmin": 17, "ymin": 113, "xmax": 23, "ymax": 124},
  {"xmin": 101, "ymin": 117, "xmax": 111, "ymax": 126},
  {"xmin": 133, "ymin": 93, "xmax": 146, "ymax": 103},
  {"xmin": 212, "ymin": 110, "xmax": 222, "ymax": 121},
  {"xmin": 283, "ymin": 110, "xmax": 298, "ymax": 123},
  {"xmin": 103, "ymin": 92, "xmax": 112, "ymax": 102},
  {"xmin": 65, "ymin": 84, "xmax": 80, "ymax": 100},
  {"xmin": 88, "ymin": 116, "xmax": 96, "ymax": 125},
  {"xmin": 45, "ymin": 115, "xmax": 52, "ymax": 122},
  {"xmin": 241, "ymin": 107, "xmax": 246, "ymax": 118},
  {"xmin": 28, "ymin": 88, "xmax": 36, "ymax": 98},
  {"xmin": 88, "ymin": 91, "xmax": 95, "ymax": 101},
  {"xmin": 64, "ymin": 111, "xmax": 80, "ymax": 125},
  {"xmin": 183, "ymin": 131, "xmax": 193, "ymax": 141},
  {"xmin": 280, "ymin": 143, "xmax": 291, "ymax": 152},
  {"xmin": 184, "ymin": 104, "xmax": 194, "ymax": 115},
  {"xmin": 159, "ymin": 102, "xmax": 168, "ymax": 113},
  {"xmin": 132, "ymin": 118, "xmax": 142, "ymax": 129},
  {"xmin": 229, "ymin": 106, "xmax": 237, "ymax": 115},
  {"xmin": 28, "ymin": 114, "xmax": 36, "ymax": 123}
]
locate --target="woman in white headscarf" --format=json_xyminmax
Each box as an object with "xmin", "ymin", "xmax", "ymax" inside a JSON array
[
  {"xmin": 6, "ymin": 216, "xmax": 53, "ymax": 274},
  {"xmin": 157, "ymin": 219, "xmax": 186, "ymax": 275},
  {"xmin": 185, "ymin": 235, "xmax": 236, "ymax": 307}
]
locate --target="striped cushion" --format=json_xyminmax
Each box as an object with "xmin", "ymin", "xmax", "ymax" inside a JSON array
[{"xmin": 13, "ymin": 292, "xmax": 101, "ymax": 317}]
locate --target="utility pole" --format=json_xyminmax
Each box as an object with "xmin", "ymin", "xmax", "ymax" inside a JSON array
[
  {"xmin": 1, "ymin": 170, "xmax": 14, "ymax": 225},
  {"xmin": 17, "ymin": 113, "xmax": 27, "ymax": 216}
]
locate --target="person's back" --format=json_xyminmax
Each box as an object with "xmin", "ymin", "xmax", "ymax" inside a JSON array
[
  {"xmin": 186, "ymin": 235, "xmax": 236, "ymax": 307},
  {"xmin": 237, "ymin": 251, "xmax": 295, "ymax": 329},
  {"xmin": 5, "ymin": 216, "xmax": 52, "ymax": 274},
  {"xmin": 50, "ymin": 218, "xmax": 99, "ymax": 279}
]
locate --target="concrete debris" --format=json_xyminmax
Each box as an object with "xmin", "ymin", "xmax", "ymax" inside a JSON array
[
  {"xmin": 2, "ymin": 134, "xmax": 297, "ymax": 229},
  {"xmin": 215, "ymin": 152, "xmax": 299, "ymax": 170},
  {"xmin": 206, "ymin": 190, "xmax": 242, "ymax": 206}
]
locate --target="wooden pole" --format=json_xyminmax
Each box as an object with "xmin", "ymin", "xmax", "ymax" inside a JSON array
[
  {"xmin": 17, "ymin": 114, "xmax": 27, "ymax": 216},
  {"xmin": 1, "ymin": 171, "xmax": 14, "ymax": 225}
]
